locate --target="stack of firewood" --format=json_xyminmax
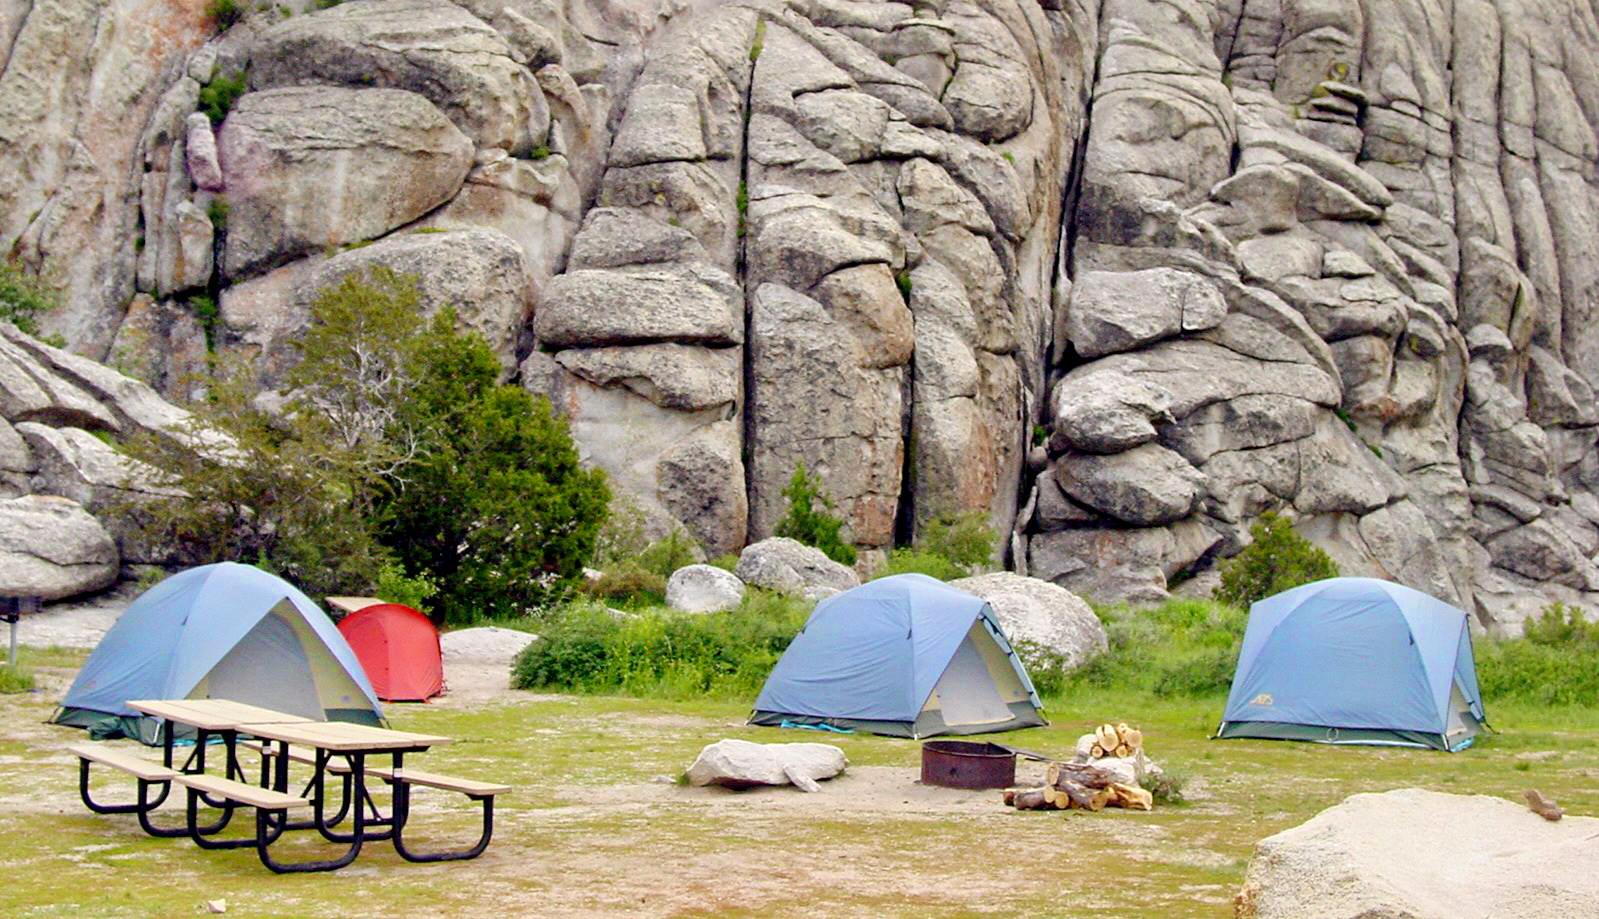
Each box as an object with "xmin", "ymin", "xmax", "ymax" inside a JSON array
[
  {"xmin": 1001, "ymin": 761, "xmax": 1153, "ymax": 812},
  {"xmin": 1088, "ymin": 722, "xmax": 1142, "ymax": 759}
]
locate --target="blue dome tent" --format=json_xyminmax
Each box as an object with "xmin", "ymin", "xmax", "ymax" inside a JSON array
[
  {"xmin": 750, "ymin": 574, "xmax": 1046, "ymax": 738},
  {"xmin": 54, "ymin": 563, "xmax": 383, "ymax": 743},
  {"xmin": 1216, "ymin": 577, "xmax": 1487, "ymax": 751}
]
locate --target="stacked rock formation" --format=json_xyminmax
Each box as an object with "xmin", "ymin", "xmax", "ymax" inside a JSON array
[{"xmin": 4, "ymin": 0, "xmax": 1599, "ymax": 630}]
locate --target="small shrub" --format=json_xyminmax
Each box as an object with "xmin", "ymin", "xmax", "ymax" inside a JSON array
[
  {"xmin": 708, "ymin": 553, "xmax": 740, "ymax": 572},
  {"xmin": 1522, "ymin": 602, "xmax": 1599, "ymax": 648},
  {"xmin": 774, "ymin": 462, "xmax": 856, "ymax": 566},
  {"xmin": 187, "ymin": 294, "xmax": 220, "ymax": 350},
  {"xmin": 0, "ymin": 664, "xmax": 35, "ymax": 694},
  {"xmin": 1013, "ymin": 640, "xmax": 1069, "ymax": 698},
  {"xmin": 1215, "ymin": 512, "xmax": 1338, "ymax": 609},
  {"xmin": 0, "ymin": 259, "xmax": 58, "ymax": 336},
  {"xmin": 198, "ymin": 71, "xmax": 247, "ymax": 125},
  {"xmin": 206, "ymin": 0, "xmax": 242, "ymax": 28},
  {"xmin": 1031, "ymin": 424, "xmax": 1047, "ymax": 447},
  {"xmin": 206, "ymin": 196, "xmax": 230, "ymax": 231},
  {"xmin": 916, "ymin": 510, "xmax": 995, "ymax": 573},
  {"xmin": 593, "ymin": 495, "xmax": 650, "ymax": 568},
  {"xmin": 1140, "ymin": 767, "xmax": 1186, "ymax": 805},
  {"xmin": 582, "ymin": 567, "xmax": 666, "ymax": 605},
  {"xmin": 1057, "ymin": 598, "xmax": 1246, "ymax": 699},
  {"xmin": 635, "ymin": 528, "xmax": 701, "ymax": 578},
  {"xmin": 374, "ymin": 562, "xmax": 438, "ymax": 616},
  {"xmin": 510, "ymin": 591, "xmax": 811, "ymax": 699},
  {"xmin": 748, "ymin": 18, "xmax": 766, "ymax": 62},
  {"xmin": 895, "ymin": 270, "xmax": 913, "ymax": 301},
  {"xmin": 527, "ymin": 145, "xmax": 551, "ymax": 161},
  {"xmin": 875, "ymin": 547, "xmax": 965, "ymax": 582}
]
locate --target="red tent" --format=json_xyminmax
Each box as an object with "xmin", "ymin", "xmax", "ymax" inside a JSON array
[{"xmin": 335, "ymin": 602, "xmax": 445, "ymax": 702}]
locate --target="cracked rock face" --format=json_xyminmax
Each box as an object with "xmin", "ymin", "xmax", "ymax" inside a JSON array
[{"xmin": 6, "ymin": 0, "xmax": 1599, "ymax": 631}]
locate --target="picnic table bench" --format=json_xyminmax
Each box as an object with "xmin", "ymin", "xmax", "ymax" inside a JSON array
[{"xmin": 65, "ymin": 699, "xmax": 510, "ymax": 872}]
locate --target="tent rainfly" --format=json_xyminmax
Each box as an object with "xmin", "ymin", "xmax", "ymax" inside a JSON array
[
  {"xmin": 1217, "ymin": 577, "xmax": 1487, "ymax": 752},
  {"xmin": 336, "ymin": 601, "xmax": 445, "ymax": 702},
  {"xmin": 750, "ymin": 574, "xmax": 1046, "ymax": 738},
  {"xmin": 55, "ymin": 563, "xmax": 383, "ymax": 743}
]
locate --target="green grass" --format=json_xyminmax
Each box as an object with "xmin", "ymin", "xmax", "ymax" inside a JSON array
[
  {"xmin": 4, "ymin": 673, "xmax": 1598, "ymax": 917},
  {"xmin": 7, "ymin": 603, "xmax": 1599, "ymax": 914},
  {"xmin": 0, "ymin": 663, "xmax": 34, "ymax": 693}
]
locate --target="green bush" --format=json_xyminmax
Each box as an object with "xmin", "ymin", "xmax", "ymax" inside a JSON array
[
  {"xmin": 1139, "ymin": 767, "xmax": 1186, "ymax": 805},
  {"xmin": 875, "ymin": 547, "xmax": 966, "ymax": 581},
  {"xmin": 581, "ymin": 567, "xmax": 666, "ymax": 606},
  {"xmin": 206, "ymin": 0, "xmax": 242, "ymax": 28},
  {"xmin": 511, "ymin": 591, "xmax": 812, "ymax": 699},
  {"xmin": 376, "ymin": 314, "xmax": 609, "ymax": 622},
  {"xmin": 1476, "ymin": 603, "xmax": 1599, "ymax": 707},
  {"xmin": 198, "ymin": 71, "xmax": 246, "ymax": 124},
  {"xmin": 1059, "ymin": 599, "xmax": 1246, "ymax": 699},
  {"xmin": 374, "ymin": 562, "xmax": 438, "ymax": 616},
  {"xmin": 0, "ymin": 259, "xmax": 58, "ymax": 336},
  {"xmin": 0, "ymin": 664, "xmax": 35, "ymax": 694},
  {"xmin": 708, "ymin": 554, "xmax": 740, "ymax": 572},
  {"xmin": 774, "ymin": 462, "xmax": 856, "ymax": 566},
  {"xmin": 916, "ymin": 510, "xmax": 995, "ymax": 573},
  {"xmin": 635, "ymin": 528, "xmax": 700, "ymax": 578},
  {"xmin": 1215, "ymin": 512, "xmax": 1338, "ymax": 609}
]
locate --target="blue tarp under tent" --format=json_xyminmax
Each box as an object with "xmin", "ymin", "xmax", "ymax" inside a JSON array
[
  {"xmin": 54, "ymin": 562, "xmax": 383, "ymax": 744},
  {"xmin": 749, "ymin": 574, "xmax": 1046, "ymax": 738},
  {"xmin": 1217, "ymin": 577, "xmax": 1487, "ymax": 752}
]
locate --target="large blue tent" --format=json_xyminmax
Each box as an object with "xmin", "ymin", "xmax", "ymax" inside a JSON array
[
  {"xmin": 55, "ymin": 563, "xmax": 383, "ymax": 743},
  {"xmin": 1217, "ymin": 577, "xmax": 1486, "ymax": 751},
  {"xmin": 750, "ymin": 574, "xmax": 1046, "ymax": 738}
]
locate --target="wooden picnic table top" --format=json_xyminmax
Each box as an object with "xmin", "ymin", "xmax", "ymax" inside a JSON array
[
  {"xmin": 240, "ymin": 720, "xmax": 452, "ymax": 753},
  {"xmin": 126, "ymin": 699, "xmax": 315, "ymax": 731}
]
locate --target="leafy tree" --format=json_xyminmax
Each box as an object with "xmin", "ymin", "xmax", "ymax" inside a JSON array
[
  {"xmin": 121, "ymin": 351, "xmax": 395, "ymax": 599},
  {"xmin": 126, "ymin": 268, "xmax": 609, "ymax": 620},
  {"xmin": 376, "ymin": 312, "xmax": 609, "ymax": 621},
  {"xmin": 1215, "ymin": 512, "xmax": 1339, "ymax": 608},
  {"xmin": 0, "ymin": 259, "xmax": 57, "ymax": 337},
  {"xmin": 773, "ymin": 462, "xmax": 856, "ymax": 566}
]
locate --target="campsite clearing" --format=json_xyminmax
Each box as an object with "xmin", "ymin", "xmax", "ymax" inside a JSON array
[{"xmin": 6, "ymin": 650, "xmax": 1599, "ymax": 917}]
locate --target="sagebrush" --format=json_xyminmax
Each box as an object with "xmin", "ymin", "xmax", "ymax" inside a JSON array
[{"xmin": 1215, "ymin": 512, "xmax": 1338, "ymax": 608}]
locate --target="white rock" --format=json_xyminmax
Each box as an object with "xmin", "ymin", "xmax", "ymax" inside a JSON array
[
  {"xmin": 952, "ymin": 572, "xmax": 1107, "ymax": 669},
  {"xmin": 1239, "ymin": 789, "xmax": 1599, "ymax": 919},
  {"xmin": 665, "ymin": 565, "xmax": 746, "ymax": 614},
  {"xmin": 438, "ymin": 626, "xmax": 537, "ymax": 667},
  {"xmin": 0, "ymin": 495, "xmax": 119, "ymax": 600},
  {"xmin": 685, "ymin": 739, "xmax": 847, "ymax": 793},
  {"xmin": 735, "ymin": 537, "xmax": 860, "ymax": 599},
  {"xmin": 184, "ymin": 113, "xmax": 223, "ymax": 191}
]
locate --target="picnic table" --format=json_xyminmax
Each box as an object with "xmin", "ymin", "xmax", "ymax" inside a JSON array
[{"xmin": 69, "ymin": 699, "xmax": 508, "ymax": 872}]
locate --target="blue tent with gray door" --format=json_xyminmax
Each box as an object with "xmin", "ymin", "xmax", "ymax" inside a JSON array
[
  {"xmin": 750, "ymin": 574, "xmax": 1046, "ymax": 738},
  {"xmin": 1217, "ymin": 577, "xmax": 1486, "ymax": 751},
  {"xmin": 54, "ymin": 562, "xmax": 383, "ymax": 744}
]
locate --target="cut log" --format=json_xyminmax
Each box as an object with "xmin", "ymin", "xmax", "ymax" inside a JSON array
[
  {"xmin": 1002, "ymin": 788, "xmax": 1017, "ymax": 806},
  {"xmin": 1118, "ymin": 725, "xmax": 1143, "ymax": 751},
  {"xmin": 1052, "ymin": 779, "xmax": 1111, "ymax": 811},
  {"xmin": 1012, "ymin": 788, "xmax": 1052, "ymax": 810},
  {"xmin": 1095, "ymin": 724, "xmax": 1118, "ymax": 751},
  {"xmin": 1114, "ymin": 743, "xmax": 1132, "ymax": 757},
  {"xmin": 1047, "ymin": 761, "xmax": 1119, "ymax": 790},
  {"xmin": 1090, "ymin": 743, "xmax": 1106, "ymax": 758},
  {"xmin": 1110, "ymin": 782, "xmax": 1153, "ymax": 811}
]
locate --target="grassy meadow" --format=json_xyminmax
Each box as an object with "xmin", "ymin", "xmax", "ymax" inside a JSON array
[{"xmin": 4, "ymin": 631, "xmax": 1598, "ymax": 918}]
